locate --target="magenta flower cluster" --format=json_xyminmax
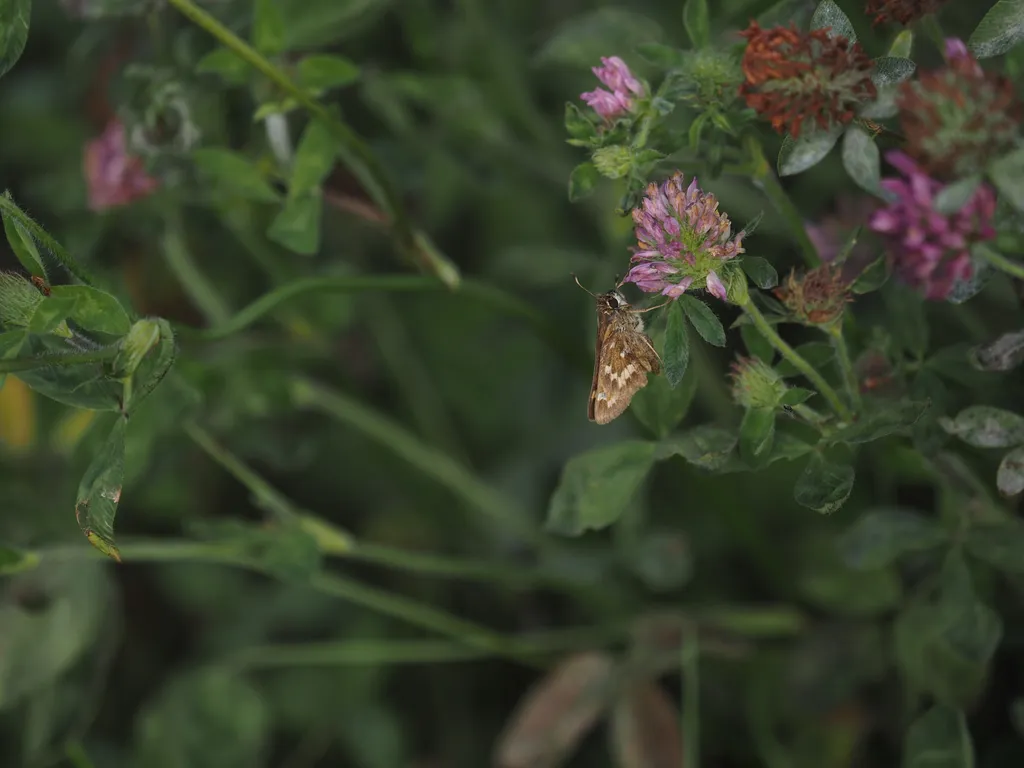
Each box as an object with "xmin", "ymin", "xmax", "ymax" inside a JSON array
[
  {"xmin": 580, "ymin": 56, "xmax": 645, "ymax": 121},
  {"xmin": 83, "ymin": 119, "xmax": 159, "ymax": 212},
  {"xmin": 624, "ymin": 172, "xmax": 745, "ymax": 300},
  {"xmin": 868, "ymin": 151, "xmax": 996, "ymax": 300}
]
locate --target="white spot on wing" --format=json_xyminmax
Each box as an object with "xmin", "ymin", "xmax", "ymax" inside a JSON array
[{"xmin": 604, "ymin": 364, "xmax": 612, "ymax": 374}]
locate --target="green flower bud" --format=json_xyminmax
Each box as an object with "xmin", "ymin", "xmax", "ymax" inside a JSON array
[
  {"xmin": 730, "ymin": 356, "xmax": 787, "ymax": 409},
  {"xmin": 592, "ymin": 145, "xmax": 633, "ymax": 179}
]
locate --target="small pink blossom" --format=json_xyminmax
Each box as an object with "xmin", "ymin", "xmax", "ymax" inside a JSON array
[
  {"xmin": 83, "ymin": 119, "xmax": 158, "ymax": 212},
  {"xmin": 580, "ymin": 56, "xmax": 645, "ymax": 121},
  {"xmin": 868, "ymin": 150, "xmax": 996, "ymax": 300}
]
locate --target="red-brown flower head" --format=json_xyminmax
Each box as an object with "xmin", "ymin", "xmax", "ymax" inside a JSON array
[
  {"xmin": 866, "ymin": 0, "xmax": 948, "ymax": 26},
  {"xmin": 897, "ymin": 38, "xmax": 1022, "ymax": 179},
  {"xmin": 738, "ymin": 21, "xmax": 876, "ymax": 138},
  {"xmin": 774, "ymin": 264, "xmax": 850, "ymax": 326}
]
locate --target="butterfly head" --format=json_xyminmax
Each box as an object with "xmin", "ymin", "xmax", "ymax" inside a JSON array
[{"xmin": 598, "ymin": 290, "xmax": 629, "ymax": 313}]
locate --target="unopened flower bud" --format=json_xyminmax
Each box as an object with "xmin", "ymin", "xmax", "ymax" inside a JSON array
[
  {"xmin": 592, "ymin": 145, "xmax": 633, "ymax": 179},
  {"xmin": 730, "ymin": 356, "xmax": 787, "ymax": 409}
]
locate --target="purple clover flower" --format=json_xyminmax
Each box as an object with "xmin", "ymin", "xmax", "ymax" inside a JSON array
[
  {"xmin": 580, "ymin": 56, "xmax": 645, "ymax": 121},
  {"xmin": 83, "ymin": 119, "xmax": 159, "ymax": 212},
  {"xmin": 869, "ymin": 150, "xmax": 996, "ymax": 300},
  {"xmin": 623, "ymin": 171, "xmax": 745, "ymax": 301}
]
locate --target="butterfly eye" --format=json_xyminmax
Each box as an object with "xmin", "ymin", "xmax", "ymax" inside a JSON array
[{"xmin": 606, "ymin": 295, "xmax": 619, "ymax": 309}]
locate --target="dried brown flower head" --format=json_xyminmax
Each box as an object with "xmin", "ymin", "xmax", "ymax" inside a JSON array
[
  {"xmin": 739, "ymin": 21, "xmax": 876, "ymax": 138},
  {"xmin": 774, "ymin": 263, "xmax": 850, "ymax": 326},
  {"xmin": 866, "ymin": 0, "xmax": 948, "ymax": 26}
]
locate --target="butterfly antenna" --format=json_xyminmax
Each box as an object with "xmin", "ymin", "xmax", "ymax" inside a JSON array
[
  {"xmin": 634, "ymin": 299, "xmax": 672, "ymax": 314},
  {"xmin": 571, "ymin": 273, "xmax": 600, "ymax": 298}
]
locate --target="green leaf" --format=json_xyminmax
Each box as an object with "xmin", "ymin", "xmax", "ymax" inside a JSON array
[
  {"xmin": 662, "ymin": 301, "xmax": 690, "ymax": 388},
  {"xmin": 882, "ymin": 281, "xmax": 928, "ymax": 357},
  {"xmin": 267, "ymin": 191, "xmax": 323, "ymax": 255},
  {"xmin": 777, "ymin": 127, "xmax": 843, "ymax": 176},
  {"xmin": 2, "ymin": 201, "xmax": 45, "ymax": 278},
  {"xmin": 630, "ymin": 358, "xmax": 698, "ymax": 438},
  {"xmin": 828, "ymin": 399, "xmax": 930, "ymax": 445},
  {"xmin": 799, "ymin": 539, "xmax": 902, "ymax": 616},
  {"xmin": 972, "ymin": 329, "xmax": 1024, "ymax": 371},
  {"xmin": 810, "ymin": 0, "xmax": 856, "ymax": 42},
  {"xmin": 998, "ymin": 446, "xmax": 1024, "ymax": 496},
  {"xmin": 895, "ymin": 553, "xmax": 1002, "ymax": 706},
  {"xmin": 965, "ymin": 521, "xmax": 1024, "ymax": 573},
  {"xmin": 546, "ymin": 441, "xmax": 657, "ymax": 535},
  {"xmin": 196, "ymin": 47, "xmax": 250, "ymax": 85},
  {"xmin": 535, "ymin": 8, "xmax": 662, "ymax": 68},
  {"xmin": 780, "ymin": 387, "xmax": 814, "ymax": 406},
  {"xmin": 852, "ymin": 255, "xmax": 889, "ymax": 293},
  {"xmin": 634, "ymin": 42, "xmax": 685, "ymax": 69},
  {"xmin": 990, "ymin": 146, "xmax": 1024, "ymax": 212},
  {"xmin": 935, "ymin": 176, "xmax": 983, "ymax": 215},
  {"xmin": 657, "ymin": 425, "xmax": 737, "ymax": 471},
  {"xmin": 297, "ymin": 54, "xmax": 360, "ymax": 92},
  {"xmin": 191, "ymin": 148, "xmax": 281, "ymax": 203},
  {"xmin": 679, "ymin": 295, "xmax": 725, "ymax": 347},
  {"xmin": 775, "ymin": 342, "xmax": 834, "ymax": 376},
  {"xmin": 0, "ymin": 0, "xmax": 30, "ymax": 79},
  {"xmin": 568, "ymin": 162, "xmax": 600, "ymax": 201},
  {"xmin": 841, "ymin": 126, "xmax": 881, "ymax": 195},
  {"xmin": 794, "ymin": 453, "xmax": 854, "ymax": 514},
  {"xmin": 0, "ymin": 545, "xmax": 38, "ymax": 575},
  {"xmin": 134, "ymin": 668, "xmax": 270, "ymax": 768},
  {"xmin": 838, "ymin": 508, "xmax": 948, "ymax": 570},
  {"xmin": 740, "ymin": 324, "xmax": 774, "ymax": 363},
  {"xmin": 888, "ymin": 30, "xmax": 914, "ymax": 58},
  {"xmin": 969, "ymin": 0, "xmax": 1024, "ymax": 59},
  {"xmin": 49, "ymin": 285, "xmax": 132, "ymax": 336},
  {"xmin": 740, "ymin": 257, "xmax": 778, "ymax": 289},
  {"xmin": 739, "ymin": 407, "xmax": 775, "ymax": 463},
  {"xmin": 870, "ymin": 56, "xmax": 916, "ymax": 86},
  {"xmin": 121, "ymin": 318, "xmax": 176, "ymax": 414},
  {"xmin": 565, "ymin": 102, "xmax": 597, "ymax": 142},
  {"xmin": 289, "ymin": 118, "xmax": 339, "ymax": 196},
  {"xmin": 8, "ymin": 335, "xmax": 122, "ymax": 411},
  {"xmin": 253, "ymin": 0, "xmax": 286, "ymax": 55},
  {"xmin": 904, "ymin": 705, "xmax": 975, "ymax": 768},
  {"xmin": 624, "ymin": 531, "xmax": 692, "ymax": 591},
  {"xmin": 0, "ymin": 562, "xmax": 111, "ymax": 709},
  {"xmin": 74, "ymin": 416, "xmax": 127, "ymax": 560},
  {"xmin": 939, "ymin": 405, "xmax": 1024, "ymax": 448},
  {"xmin": 682, "ymin": 0, "xmax": 710, "ymax": 48},
  {"xmin": 27, "ymin": 293, "xmax": 76, "ymax": 336}
]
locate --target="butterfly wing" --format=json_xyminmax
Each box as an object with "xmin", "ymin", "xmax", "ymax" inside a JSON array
[{"xmin": 589, "ymin": 322, "xmax": 661, "ymax": 425}]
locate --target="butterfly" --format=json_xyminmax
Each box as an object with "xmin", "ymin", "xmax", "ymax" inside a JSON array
[{"xmin": 574, "ymin": 275, "xmax": 666, "ymax": 424}]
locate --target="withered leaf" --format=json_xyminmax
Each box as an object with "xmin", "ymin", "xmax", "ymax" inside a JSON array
[
  {"xmin": 611, "ymin": 680, "xmax": 684, "ymax": 768},
  {"xmin": 493, "ymin": 652, "xmax": 615, "ymax": 768}
]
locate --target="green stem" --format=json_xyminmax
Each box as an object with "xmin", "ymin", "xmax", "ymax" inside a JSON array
[
  {"xmin": 0, "ymin": 192, "xmax": 98, "ymax": 286},
  {"xmin": 682, "ymin": 628, "xmax": 700, "ymax": 768},
  {"xmin": 741, "ymin": 300, "xmax": 851, "ymax": 420},
  {"xmin": 185, "ymin": 423, "xmax": 554, "ymax": 586},
  {"xmin": 0, "ymin": 347, "xmax": 117, "ymax": 374},
  {"xmin": 289, "ymin": 376, "xmax": 547, "ymax": 546},
  {"xmin": 161, "ymin": 211, "xmax": 233, "ymax": 325},
  {"xmin": 164, "ymin": 0, "xmax": 458, "ymax": 286},
  {"xmin": 178, "ymin": 275, "xmax": 584, "ymax": 370},
  {"xmin": 228, "ymin": 622, "xmax": 627, "ymax": 669},
  {"xmin": 827, "ymin": 324, "xmax": 861, "ymax": 410},
  {"xmin": 977, "ymin": 244, "xmax": 1024, "ymax": 280},
  {"xmin": 744, "ymin": 137, "xmax": 820, "ymax": 267}
]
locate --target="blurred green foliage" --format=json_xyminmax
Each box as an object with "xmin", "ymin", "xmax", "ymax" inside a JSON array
[{"xmin": 2, "ymin": 0, "xmax": 1024, "ymax": 766}]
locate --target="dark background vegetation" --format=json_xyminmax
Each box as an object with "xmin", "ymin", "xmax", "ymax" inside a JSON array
[{"xmin": 1, "ymin": 0, "xmax": 1023, "ymax": 766}]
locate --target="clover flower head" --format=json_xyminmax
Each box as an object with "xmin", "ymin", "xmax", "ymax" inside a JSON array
[
  {"xmin": 868, "ymin": 151, "xmax": 996, "ymax": 300},
  {"xmin": 896, "ymin": 37, "xmax": 1021, "ymax": 178},
  {"xmin": 775, "ymin": 264, "xmax": 850, "ymax": 326},
  {"xmin": 580, "ymin": 56, "xmax": 645, "ymax": 121},
  {"xmin": 622, "ymin": 171, "xmax": 744, "ymax": 301},
  {"xmin": 738, "ymin": 21, "xmax": 876, "ymax": 138},
  {"xmin": 83, "ymin": 119, "xmax": 159, "ymax": 212}
]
